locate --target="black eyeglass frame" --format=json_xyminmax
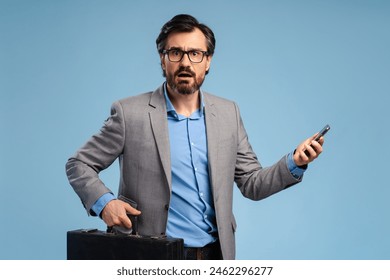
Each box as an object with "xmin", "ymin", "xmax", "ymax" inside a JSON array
[{"xmin": 162, "ymin": 49, "xmax": 209, "ymax": 63}]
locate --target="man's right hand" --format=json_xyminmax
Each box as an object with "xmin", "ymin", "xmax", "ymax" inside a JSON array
[{"xmin": 101, "ymin": 199, "xmax": 141, "ymax": 228}]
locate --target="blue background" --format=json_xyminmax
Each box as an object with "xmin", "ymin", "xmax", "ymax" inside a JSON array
[{"xmin": 1, "ymin": 0, "xmax": 389, "ymax": 259}]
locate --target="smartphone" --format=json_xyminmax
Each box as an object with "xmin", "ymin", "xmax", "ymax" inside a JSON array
[
  {"xmin": 314, "ymin": 124, "xmax": 330, "ymax": 142},
  {"xmin": 304, "ymin": 124, "xmax": 330, "ymax": 156}
]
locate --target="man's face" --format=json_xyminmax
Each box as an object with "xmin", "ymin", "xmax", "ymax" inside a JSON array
[{"xmin": 161, "ymin": 28, "xmax": 212, "ymax": 95}]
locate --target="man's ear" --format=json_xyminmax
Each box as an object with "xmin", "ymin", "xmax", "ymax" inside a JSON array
[
  {"xmin": 206, "ymin": 55, "xmax": 212, "ymax": 72},
  {"xmin": 160, "ymin": 53, "xmax": 166, "ymax": 70}
]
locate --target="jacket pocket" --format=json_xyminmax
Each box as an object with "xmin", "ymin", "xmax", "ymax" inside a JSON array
[{"xmin": 118, "ymin": 194, "xmax": 138, "ymax": 209}]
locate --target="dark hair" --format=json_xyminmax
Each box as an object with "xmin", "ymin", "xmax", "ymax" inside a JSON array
[{"xmin": 156, "ymin": 14, "xmax": 216, "ymax": 56}]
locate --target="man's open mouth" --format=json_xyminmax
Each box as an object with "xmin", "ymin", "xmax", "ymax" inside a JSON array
[{"xmin": 177, "ymin": 72, "xmax": 193, "ymax": 78}]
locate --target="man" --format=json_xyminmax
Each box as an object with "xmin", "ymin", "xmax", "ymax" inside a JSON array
[{"xmin": 66, "ymin": 14, "xmax": 324, "ymax": 260}]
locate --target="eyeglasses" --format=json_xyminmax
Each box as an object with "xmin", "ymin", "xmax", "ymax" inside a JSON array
[{"xmin": 162, "ymin": 49, "xmax": 209, "ymax": 63}]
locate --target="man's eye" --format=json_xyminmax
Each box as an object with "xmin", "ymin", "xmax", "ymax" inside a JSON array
[
  {"xmin": 170, "ymin": 50, "xmax": 182, "ymax": 56},
  {"xmin": 191, "ymin": 51, "xmax": 200, "ymax": 57}
]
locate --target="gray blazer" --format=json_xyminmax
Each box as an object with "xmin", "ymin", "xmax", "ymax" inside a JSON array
[{"xmin": 66, "ymin": 84, "xmax": 301, "ymax": 259}]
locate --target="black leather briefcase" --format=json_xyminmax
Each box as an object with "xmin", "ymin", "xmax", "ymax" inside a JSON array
[{"xmin": 67, "ymin": 229, "xmax": 184, "ymax": 260}]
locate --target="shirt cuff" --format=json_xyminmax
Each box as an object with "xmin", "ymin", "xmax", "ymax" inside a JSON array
[
  {"xmin": 287, "ymin": 152, "xmax": 307, "ymax": 179},
  {"xmin": 91, "ymin": 192, "xmax": 116, "ymax": 217}
]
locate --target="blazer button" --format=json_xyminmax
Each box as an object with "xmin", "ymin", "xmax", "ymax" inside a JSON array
[{"xmin": 164, "ymin": 204, "xmax": 169, "ymax": 210}]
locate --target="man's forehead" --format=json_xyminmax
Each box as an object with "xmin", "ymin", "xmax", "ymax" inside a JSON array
[{"xmin": 165, "ymin": 28, "xmax": 207, "ymax": 49}]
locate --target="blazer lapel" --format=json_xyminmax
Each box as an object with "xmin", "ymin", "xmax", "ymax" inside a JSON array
[
  {"xmin": 149, "ymin": 85, "xmax": 172, "ymax": 190},
  {"xmin": 204, "ymin": 93, "xmax": 219, "ymax": 197}
]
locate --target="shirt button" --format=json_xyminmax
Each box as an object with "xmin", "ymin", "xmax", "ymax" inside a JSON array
[
  {"xmin": 194, "ymin": 167, "xmax": 197, "ymax": 172},
  {"xmin": 200, "ymin": 192, "xmax": 204, "ymax": 197},
  {"xmin": 204, "ymin": 215, "xmax": 208, "ymax": 219}
]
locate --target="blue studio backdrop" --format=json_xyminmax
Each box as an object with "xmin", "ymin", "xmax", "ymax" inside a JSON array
[{"xmin": 1, "ymin": 0, "xmax": 389, "ymax": 259}]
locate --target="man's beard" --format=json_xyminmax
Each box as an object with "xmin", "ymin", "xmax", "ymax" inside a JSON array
[{"xmin": 166, "ymin": 66, "xmax": 205, "ymax": 95}]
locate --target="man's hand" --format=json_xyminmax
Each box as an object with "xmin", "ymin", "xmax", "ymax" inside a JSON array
[
  {"xmin": 101, "ymin": 199, "xmax": 141, "ymax": 228},
  {"xmin": 293, "ymin": 133, "xmax": 325, "ymax": 167}
]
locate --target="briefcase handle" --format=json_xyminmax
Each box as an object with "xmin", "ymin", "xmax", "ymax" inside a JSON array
[{"xmin": 108, "ymin": 195, "xmax": 139, "ymax": 235}]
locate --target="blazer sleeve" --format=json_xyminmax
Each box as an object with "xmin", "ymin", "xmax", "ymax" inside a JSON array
[
  {"xmin": 65, "ymin": 101, "xmax": 126, "ymax": 214},
  {"xmin": 233, "ymin": 103, "xmax": 301, "ymax": 200}
]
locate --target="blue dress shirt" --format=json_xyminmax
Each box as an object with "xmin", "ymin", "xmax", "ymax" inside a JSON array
[{"xmin": 164, "ymin": 88, "xmax": 217, "ymax": 247}]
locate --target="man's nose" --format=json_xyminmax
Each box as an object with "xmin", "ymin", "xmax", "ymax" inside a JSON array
[{"xmin": 179, "ymin": 52, "xmax": 192, "ymax": 66}]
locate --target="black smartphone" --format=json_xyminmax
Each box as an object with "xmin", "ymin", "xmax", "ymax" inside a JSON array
[{"xmin": 304, "ymin": 124, "xmax": 330, "ymax": 156}]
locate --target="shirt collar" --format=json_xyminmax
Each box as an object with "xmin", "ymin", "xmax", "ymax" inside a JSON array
[{"xmin": 163, "ymin": 83, "xmax": 205, "ymax": 119}]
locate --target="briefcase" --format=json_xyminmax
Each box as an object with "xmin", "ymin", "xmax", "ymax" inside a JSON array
[{"xmin": 67, "ymin": 229, "xmax": 184, "ymax": 260}]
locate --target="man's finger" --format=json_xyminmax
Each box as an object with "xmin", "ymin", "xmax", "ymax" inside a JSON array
[{"xmin": 123, "ymin": 203, "xmax": 141, "ymax": 215}]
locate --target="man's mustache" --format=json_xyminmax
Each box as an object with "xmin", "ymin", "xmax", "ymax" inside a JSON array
[{"xmin": 175, "ymin": 67, "xmax": 196, "ymax": 77}]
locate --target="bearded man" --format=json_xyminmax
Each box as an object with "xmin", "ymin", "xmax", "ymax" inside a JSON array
[{"xmin": 66, "ymin": 14, "xmax": 324, "ymax": 260}]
